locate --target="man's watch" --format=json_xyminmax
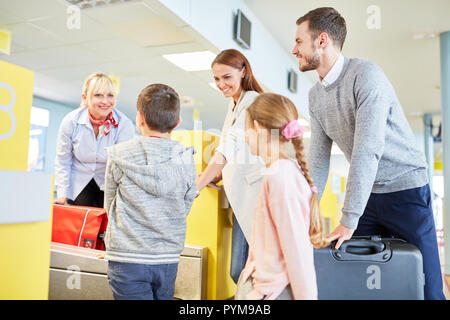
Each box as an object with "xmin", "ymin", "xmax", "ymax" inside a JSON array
[{"xmin": 195, "ymin": 190, "xmax": 200, "ymax": 198}]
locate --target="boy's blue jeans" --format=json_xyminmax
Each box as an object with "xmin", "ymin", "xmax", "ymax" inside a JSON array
[{"xmin": 107, "ymin": 261, "xmax": 178, "ymax": 300}]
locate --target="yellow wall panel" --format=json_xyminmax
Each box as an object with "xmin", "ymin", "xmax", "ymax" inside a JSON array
[
  {"xmin": 173, "ymin": 130, "xmax": 235, "ymax": 299},
  {"xmin": 0, "ymin": 215, "xmax": 53, "ymax": 299},
  {"xmin": 0, "ymin": 60, "xmax": 52, "ymax": 300},
  {"xmin": 0, "ymin": 60, "xmax": 34, "ymax": 170},
  {"xmin": 320, "ymin": 173, "xmax": 340, "ymax": 230}
]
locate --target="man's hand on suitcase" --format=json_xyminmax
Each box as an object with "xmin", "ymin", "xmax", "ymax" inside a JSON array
[{"xmin": 326, "ymin": 224, "xmax": 355, "ymax": 249}]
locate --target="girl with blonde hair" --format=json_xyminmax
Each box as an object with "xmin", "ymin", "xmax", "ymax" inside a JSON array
[
  {"xmin": 54, "ymin": 72, "xmax": 134, "ymax": 207},
  {"xmin": 236, "ymin": 93, "xmax": 328, "ymax": 300}
]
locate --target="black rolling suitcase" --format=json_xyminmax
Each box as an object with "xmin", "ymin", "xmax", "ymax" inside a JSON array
[{"xmin": 314, "ymin": 236, "xmax": 425, "ymax": 300}]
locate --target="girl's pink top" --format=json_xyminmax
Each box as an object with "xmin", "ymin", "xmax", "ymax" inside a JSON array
[{"xmin": 237, "ymin": 158, "xmax": 318, "ymax": 300}]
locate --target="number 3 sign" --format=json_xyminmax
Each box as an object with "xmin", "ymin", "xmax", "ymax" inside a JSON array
[
  {"xmin": 0, "ymin": 82, "xmax": 16, "ymax": 140},
  {"xmin": 0, "ymin": 60, "xmax": 34, "ymax": 171}
]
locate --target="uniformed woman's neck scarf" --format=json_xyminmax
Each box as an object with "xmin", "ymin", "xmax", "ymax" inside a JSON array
[{"xmin": 88, "ymin": 109, "xmax": 118, "ymax": 136}]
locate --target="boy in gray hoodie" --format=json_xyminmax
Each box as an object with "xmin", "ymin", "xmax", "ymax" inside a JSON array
[{"xmin": 103, "ymin": 84, "xmax": 197, "ymax": 300}]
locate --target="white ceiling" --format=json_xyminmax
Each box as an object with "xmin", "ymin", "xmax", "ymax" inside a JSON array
[
  {"xmin": 244, "ymin": 0, "xmax": 450, "ymax": 132},
  {"xmin": 1, "ymin": 0, "xmax": 449, "ymax": 134},
  {"xmin": 0, "ymin": 0, "xmax": 229, "ymax": 131}
]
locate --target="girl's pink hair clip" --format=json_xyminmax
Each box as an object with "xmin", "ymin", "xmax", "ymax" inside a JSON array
[{"xmin": 281, "ymin": 120, "xmax": 308, "ymax": 139}]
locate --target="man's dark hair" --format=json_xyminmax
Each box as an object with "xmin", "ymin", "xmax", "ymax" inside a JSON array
[
  {"xmin": 296, "ymin": 7, "xmax": 347, "ymax": 50},
  {"xmin": 137, "ymin": 83, "xmax": 180, "ymax": 133}
]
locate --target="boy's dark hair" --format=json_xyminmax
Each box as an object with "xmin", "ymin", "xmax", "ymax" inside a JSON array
[
  {"xmin": 137, "ymin": 84, "xmax": 180, "ymax": 133},
  {"xmin": 296, "ymin": 7, "xmax": 347, "ymax": 50}
]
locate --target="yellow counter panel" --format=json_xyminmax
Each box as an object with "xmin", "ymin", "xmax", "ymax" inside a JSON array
[{"xmin": 173, "ymin": 130, "xmax": 236, "ymax": 300}]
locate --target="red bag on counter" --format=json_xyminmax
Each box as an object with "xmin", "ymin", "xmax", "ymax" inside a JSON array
[{"xmin": 52, "ymin": 204, "xmax": 108, "ymax": 250}]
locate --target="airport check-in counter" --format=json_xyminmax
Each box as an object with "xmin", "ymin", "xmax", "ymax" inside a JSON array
[
  {"xmin": 49, "ymin": 242, "xmax": 207, "ymax": 300},
  {"xmin": 49, "ymin": 130, "xmax": 236, "ymax": 300}
]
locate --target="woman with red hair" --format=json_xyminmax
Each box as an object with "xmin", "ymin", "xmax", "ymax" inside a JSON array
[{"xmin": 197, "ymin": 49, "xmax": 265, "ymax": 284}]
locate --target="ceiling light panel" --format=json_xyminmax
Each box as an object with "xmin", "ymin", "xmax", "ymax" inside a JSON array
[
  {"xmin": 162, "ymin": 51, "xmax": 216, "ymax": 72},
  {"xmin": 64, "ymin": 0, "xmax": 142, "ymax": 10}
]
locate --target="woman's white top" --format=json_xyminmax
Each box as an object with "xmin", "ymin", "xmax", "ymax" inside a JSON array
[{"xmin": 215, "ymin": 90, "xmax": 266, "ymax": 241}]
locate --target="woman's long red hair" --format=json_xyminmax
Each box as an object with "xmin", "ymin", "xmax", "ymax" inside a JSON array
[{"xmin": 212, "ymin": 49, "xmax": 263, "ymax": 94}]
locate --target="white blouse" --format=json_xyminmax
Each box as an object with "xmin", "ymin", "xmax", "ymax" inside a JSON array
[{"xmin": 215, "ymin": 90, "xmax": 266, "ymax": 241}]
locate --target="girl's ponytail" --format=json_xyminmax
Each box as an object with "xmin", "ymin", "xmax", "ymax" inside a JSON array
[
  {"xmin": 247, "ymin": 93, "xmax": 329, "ymax": 248},
  {"xmin": 292, "ymin": 136, "xmax": 329, "ymax": 249}
]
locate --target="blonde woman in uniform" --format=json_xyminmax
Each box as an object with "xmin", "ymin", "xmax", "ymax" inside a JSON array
[{"xmin": 54, "ymin": 72, "xmax": 134, "ymax": 207}]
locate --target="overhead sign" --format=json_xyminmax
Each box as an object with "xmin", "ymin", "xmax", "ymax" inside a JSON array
[{"xmin": 0, "ymin": 29, "xmax": 11, "ymax": 55}]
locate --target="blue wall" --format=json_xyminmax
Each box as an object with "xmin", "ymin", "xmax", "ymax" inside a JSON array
[{"xmin": 32, "ymin": 96, "xmax": 74, "ymax": 174}]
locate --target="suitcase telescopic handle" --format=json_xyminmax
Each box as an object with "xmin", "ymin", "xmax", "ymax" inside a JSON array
[{"xmin": 332, "ymin": 239, "xmax": 392, "ymax": 262}]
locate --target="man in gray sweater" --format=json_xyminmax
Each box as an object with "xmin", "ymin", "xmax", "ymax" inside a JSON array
[
  {"xmin": 293, "ymin": 7, "xmax": 444, "ymax": 299},
  {"xmin": 103, "ymin": 84, "xmax": 197, "ymax": 300}
]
